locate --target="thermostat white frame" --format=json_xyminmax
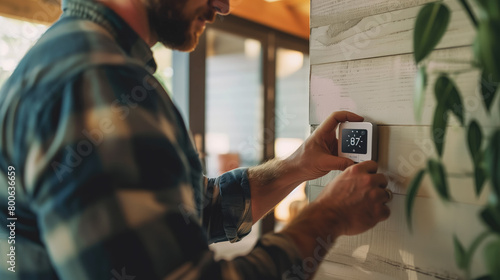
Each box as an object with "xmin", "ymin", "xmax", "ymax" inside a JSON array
[{"xmin": 338, "ymin": 122, "xmax": 378, "ymax": 162}]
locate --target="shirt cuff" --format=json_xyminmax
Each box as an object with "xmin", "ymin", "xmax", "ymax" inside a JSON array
[{"xmin": 217, "ymin": 167, "xmax": 252, "ymax": 243}]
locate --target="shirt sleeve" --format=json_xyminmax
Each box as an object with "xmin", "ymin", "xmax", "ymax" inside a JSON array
[
  {"xmin": 26, "ymin": 65, "xmax": 303, "ymax": 279},
  {"xmin": 203, "ymin": 168, "xmax": 252, "ymax": 244}
]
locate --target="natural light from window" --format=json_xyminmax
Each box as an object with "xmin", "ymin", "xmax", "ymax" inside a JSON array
[
  {"xmin": 0, "ymin": 16, "xmax": 173, "ymax": 94},
  {"xmin": 0, "ymin": 16, "xmax": 47, "ymax": 88}
]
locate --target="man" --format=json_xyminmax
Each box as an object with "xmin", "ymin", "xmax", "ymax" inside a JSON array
[{"xmin": 0, "ymin": 0, "xmax": 391, "ymax": 279}]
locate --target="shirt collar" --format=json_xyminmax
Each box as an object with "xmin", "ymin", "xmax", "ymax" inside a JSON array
[{"xmin": 61, "ymin": 0, "xmax": 157, "ymax": 74}]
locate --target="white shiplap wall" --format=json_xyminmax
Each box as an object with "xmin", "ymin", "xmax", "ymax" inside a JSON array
[{"xmin": 308, "ymin": 1, "xmax": 500, "ymax": 279}]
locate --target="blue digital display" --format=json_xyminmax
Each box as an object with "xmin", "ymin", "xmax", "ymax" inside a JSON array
[{"xmin": 341, "ymin": 129, "xmax": 367, "ymax": 154}]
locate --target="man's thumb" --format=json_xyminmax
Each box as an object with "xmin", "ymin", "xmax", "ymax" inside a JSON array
[{"xmin": 327, "ymin": 156, "xmax": 355, "ymax": 171}]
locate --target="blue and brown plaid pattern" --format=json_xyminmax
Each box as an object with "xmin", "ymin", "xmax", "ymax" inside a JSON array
[{"xmin": 0, "ymin": 0, "xmax": 302, "ymax": 279}]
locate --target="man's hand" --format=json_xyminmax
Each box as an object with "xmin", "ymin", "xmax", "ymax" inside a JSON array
[
  {"xmin": 315, "ymin": 160, "xmax": 391, "ymax": 236},
  {"xmin": 282, "ymin": 160, "xmax": 391, "ymax": 260},
  {"xmin": 285, "ymin": 111, "xmax": 364, "ymax": 182},
  {"xmin": 248, "ymin": 111, "xmax": 365, "ymax": 222}
]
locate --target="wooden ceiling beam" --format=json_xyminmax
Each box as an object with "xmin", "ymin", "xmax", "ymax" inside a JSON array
[
  {"xmin": 0, "ymin": 0, "xmax": 310, "ymax": 39},
  {"xmin": 229, "ymin": 0, "xmax": 310, "ymax": 39},
  {"xmin": 0, "ymin": 0, "xmax": 60, "ymax": 24}
]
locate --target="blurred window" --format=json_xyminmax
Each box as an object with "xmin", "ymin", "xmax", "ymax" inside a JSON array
[
  {"xmin": 0, "ymin": 16, "xmax": 174, "ymax": 96},
  {"xmin": 0, "ymin": 16, "xmax": 47, "ymax": 88},
  {"xmin": 204, "ymin": 29, "xmax": 264, "ymax": 177},
  {"xmin": 151, "ymin": 43, "xmax": 174, "ymax": 95},
  {"xmin": 274, "ymin": 48, "xmax": 310, "ymax": 224}
]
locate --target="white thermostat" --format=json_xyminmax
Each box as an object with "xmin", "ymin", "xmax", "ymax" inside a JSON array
[{"xmin": 338, "ymin": 122, "xmax": 377, "ymax": 162}]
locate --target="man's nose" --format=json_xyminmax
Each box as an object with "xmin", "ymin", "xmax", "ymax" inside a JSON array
[{"xmin": 212, "ymin": 0, "xmax": 230, "ymax": 15}]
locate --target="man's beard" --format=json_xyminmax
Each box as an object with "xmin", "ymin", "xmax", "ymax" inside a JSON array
[{"xmin": 146, "ymin": 0, "xmax": 214, "ymax": 51}]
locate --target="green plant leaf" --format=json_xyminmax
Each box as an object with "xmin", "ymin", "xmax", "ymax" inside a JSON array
[
  {"xmin": 465, "ymin": 231, "xmax": 492, "ymax": 277},
  {"xmin": 477, "ymin": 19, "xmax": 500, "ymax": 83},
  {"xmin": 413, "ymin": 3, "xmax": 451, "ymax": 64},
  {"xmin": 473, "ymin": 34, "xmax": 482, "ymax": 66},
  {"xmin": 406, "ymin": 169, "xmax": 426, "ymax": 232},
  {"xmin": 467, "ymin": 121, "xmax": 488, "ymax": 196},
  {"xmin": 435, "ymin": 75, "xmax": 465, "ymax": 125},
  {"xmin": 480, "ymin": 70, "xmax": 499, "ymax": 112},
  {"xmin": 475, "ymin": 0, "xmax": 500, "ymax": 21},
  {"xmin": 414, "ymin": 66, "xmax": 427, "ymax": 122},
  {"xmin": 458, "ymin": 0, "xmax": 478, "ymax": 27},
  {"xmin": 453, "ymin": 235, "xmax": 467, "ymax": 269},
  {"xmin": 432, "ymin": 102, "xmax": 448, "ymax": 157},
  {"xmin": 480, "ymin": 205, "xmax": 500, "ymax": 234},
  {"xmin": 474, "ymin": 165, "xmax": 488, "ymax": 197},
  {"xmin": 427, "ymin": 159, "xmax": 450, "ymax": 201},
  {"xmin": 484, "ymin": 239, "xmax": 500, "ymax": 280},
  {"xmin": 468, "ymin": 120, "xmax": 483, "ymax": 161},
  {"xmin": 475, "ymin": 276, "xmax": 493, "ymax": 280},
  {"xmin": 486, "ymin": 130, "xmax": 500, "ymax": 197}
]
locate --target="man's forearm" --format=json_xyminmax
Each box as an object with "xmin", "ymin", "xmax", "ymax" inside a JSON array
[
  {"xmin": 248, "ymin": 157, "xmax": 304, "ymax": 223},
  {"xmin": 285, "ymin": 201, "xmax": 342, "ymax": 248},
  {"xmin": 247, "ymin": 158, "xmax": 340, "ymax": 262},
  {"xmin": 247, "ymin": 111, "xmax": 362, "ymax": 224}
]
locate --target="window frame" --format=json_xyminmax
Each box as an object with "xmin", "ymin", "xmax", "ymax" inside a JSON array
[{"xmin": 188, "ymin": 15, "xmax": 309, "ymax": 234}]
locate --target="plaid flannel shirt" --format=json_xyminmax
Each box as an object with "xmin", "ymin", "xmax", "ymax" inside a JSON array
[{"xmin": 0, "ymin": 0, "xmax": 302, "ymax": 279}]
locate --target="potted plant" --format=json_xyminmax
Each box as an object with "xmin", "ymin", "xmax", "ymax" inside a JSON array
[{"xmin": 406, "ymin": 0, "xmax": 500, "ymax": 279}]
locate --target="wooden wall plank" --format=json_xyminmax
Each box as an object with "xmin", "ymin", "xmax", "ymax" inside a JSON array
[
  {"xmin": 307, "ymin": 193, "xmax": 491, "ymax": 279},
  {"xmin": 308, "ymin": 0, "xmax": 498, "ymax": 279},
  {"xmin": 309, "ymin": 47, "xmax": 500, "ymax": 126},
  {"xmin": 308, "ymin": 125, "xmax": 493, "ymax": 205},
  {"xmin": 310, "ymin": 0, "xmax": 475, "ymax": 64},
  {"xmin": 306, "ymin": 126, "xmax": 495, "ymax": 279},
  {"xmin": 310, "ymin": 0, "xmax": 434, "ymax": 28},
  {"xmin": 377, "ymin": 125, "xmax": 472, "ymax": 178},
  {"xmin": 309, "ymin": 174, "xmax": 490, "ymax": 207}
]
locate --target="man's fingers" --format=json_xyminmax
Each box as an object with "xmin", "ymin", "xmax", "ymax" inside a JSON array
[
  {"xmin": 377, "ymin": 204, "xmax": 391, "ymax": 221},
  {"xmin": 317, "ymin": 111, "xmax": 364, "ymax": 136},
  {"xmin": 384, "ymin": 188, "xmax": 393, "ymax": 202},
  {"xmin": 372, "ymin": 173, "xmax": 388, "ymax": 188},
  {"xmin": 373, "ymin": 187, "xmax": 392, "ymax": 203},
  {"xmin": 323, "ymin": 155, "xmax": 355, "ymax": 171},
  {"xmin": 350, "ymin": 160, "xmax": 378, "ymax": 174}
]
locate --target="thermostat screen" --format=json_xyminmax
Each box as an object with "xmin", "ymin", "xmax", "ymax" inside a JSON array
[{"xmin": 341, "ymin": 129, "xmax": 368, "ymax": 154}]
